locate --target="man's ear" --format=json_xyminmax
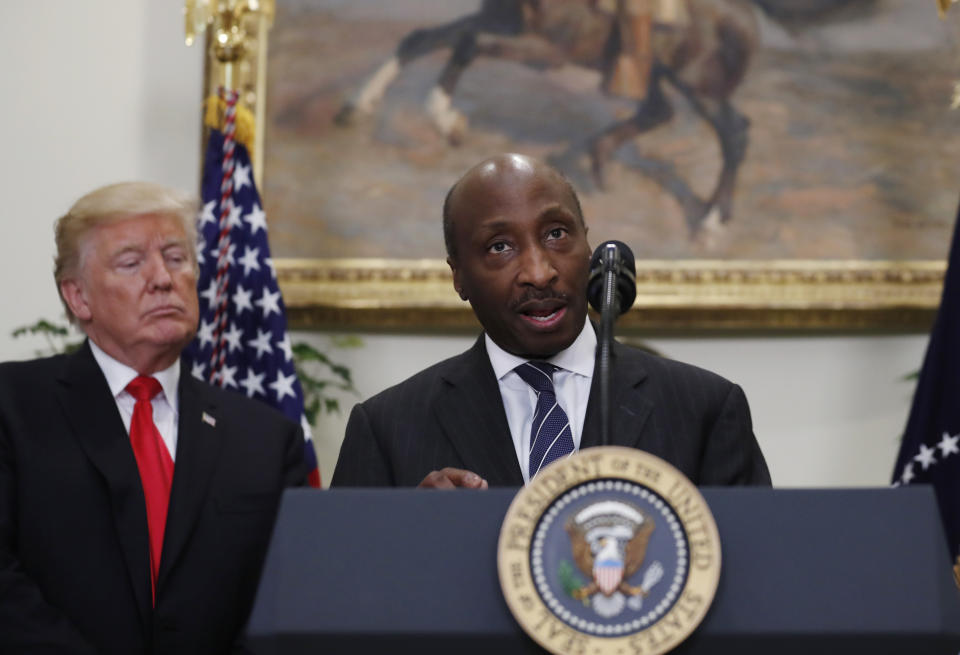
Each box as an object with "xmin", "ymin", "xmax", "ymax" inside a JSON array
[
  {"xmin": 60, "ymin": 279, "xmax": 92, "ymax": 322},
  {"xmin": 447, "ymin": 256, "xmax": 468, "ymax": 301}
]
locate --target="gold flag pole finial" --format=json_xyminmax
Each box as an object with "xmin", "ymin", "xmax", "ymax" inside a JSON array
[
  {"xmin": 185, "ymin": 1, "xmax": 275, "ymax": 76},
  {"xmin": 186, "ymin": 0, "xmax": 272, "ymax": 57},
  {"xmin": 939, "ymin": 0, "xmax": 959, "ymax": 19},
  {"xmin": 212, "ymin": 2, "xmax": 250, "ymax": 68}
]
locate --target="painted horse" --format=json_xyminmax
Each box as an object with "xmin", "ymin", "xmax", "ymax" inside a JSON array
[{"xmin": 334, "ymin": 0, "xmax": 867, "ymax": 236}]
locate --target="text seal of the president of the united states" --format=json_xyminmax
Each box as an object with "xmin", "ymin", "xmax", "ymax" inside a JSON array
[{"xmin": 498, "ymin": 446, "xmax": 721, "ymax": 655}]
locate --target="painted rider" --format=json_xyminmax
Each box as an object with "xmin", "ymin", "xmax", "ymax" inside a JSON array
[{"xmin": 599, "ymin": 0, "xmax": 688, "ymax": 100}]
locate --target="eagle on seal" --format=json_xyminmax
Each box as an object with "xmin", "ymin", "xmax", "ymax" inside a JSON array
[{"xmin": 565, "ymin": 500, "xmax": 656, "ymax": 601}]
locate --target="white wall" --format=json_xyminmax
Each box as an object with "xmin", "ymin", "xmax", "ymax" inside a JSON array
[
  {"xmin": 0, "ymin": 1, "xmax": 930, "ymax": 489},
  {"xmin": 0, "ymin": 1, "xmax": 202, "ymax": 361}
]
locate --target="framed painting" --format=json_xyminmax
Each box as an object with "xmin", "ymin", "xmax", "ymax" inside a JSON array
[{"xmin": 236, "ymin": 0, "xmax": 960, "ymax": 329}]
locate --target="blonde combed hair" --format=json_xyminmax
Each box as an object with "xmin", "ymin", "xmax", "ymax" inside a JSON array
[{"xmin": 54, "ymin": 181, "xmax": 199, "ymax": 323}]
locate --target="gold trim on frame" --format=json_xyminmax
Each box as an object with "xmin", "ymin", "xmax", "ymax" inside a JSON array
[{"xmin": 276, "ymin": 259, "xmax": 942, "ymax": 331}]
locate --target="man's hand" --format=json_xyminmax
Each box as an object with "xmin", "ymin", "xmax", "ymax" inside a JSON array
[{"xmin": 418, "ymin": 467, "xmax": 489, "ymax": 489}]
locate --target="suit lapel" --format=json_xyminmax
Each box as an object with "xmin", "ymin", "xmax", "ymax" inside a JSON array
[
  {"xmin": 158, "ymin": 373, "xmax": 224, "ymax": 587},
  {"xmin": 581, "ymin": 341, "xmax": 653, "ymax": 450},
  {"xmin": 434, "ymin": 337, "xmax": 524, "ymax": 486},
  {"xmin": 56, "ymin": 342, "xmax": 152, "ymax": 628}
]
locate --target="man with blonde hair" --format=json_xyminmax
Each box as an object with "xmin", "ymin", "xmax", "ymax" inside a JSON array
[{"xmin": 0, "ymin": 182, "xmax": 307, "ymax": 655}]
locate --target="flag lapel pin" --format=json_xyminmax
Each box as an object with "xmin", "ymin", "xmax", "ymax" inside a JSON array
[{"xmin": 202, "ymin": 412, "xmax": 216, "ymax": 428}]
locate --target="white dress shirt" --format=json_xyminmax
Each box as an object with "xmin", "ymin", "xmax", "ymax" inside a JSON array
[
  {"xmin": 89, "ymin": 340, "xmax": 180, "ymax": 462},
  {"xmin": 485, "ymin": 320, "xmax": 596, "ymax": 483}
]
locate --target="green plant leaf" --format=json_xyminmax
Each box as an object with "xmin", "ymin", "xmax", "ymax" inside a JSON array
[
  {"xmin": 292, "ymin": 337, "xmax": 360, "ymax": 424},
  {"xmin": 11, "ymin": 319, "xmax": 81, "ymax": 357},
  {"xmin": 558, "ymin": 560, "xmax": 586, "ymax": 600}
]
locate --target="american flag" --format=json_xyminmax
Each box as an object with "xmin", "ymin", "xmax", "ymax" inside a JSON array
[
  {"xmin": 183, "ymin": 123, "xmax": 321, "ymax": 488},
  {"xmin": 893, "ymin": 205, "xmax": 960, "ymax": 562}
]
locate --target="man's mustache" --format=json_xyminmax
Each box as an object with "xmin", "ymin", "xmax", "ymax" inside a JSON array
[{"xmin": 509, "ymin": 288, "xmax": 569, "ymax": 311}]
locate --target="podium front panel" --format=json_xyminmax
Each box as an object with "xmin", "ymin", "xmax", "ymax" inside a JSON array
[{"xmin": 247, "ymin": 486, "xmax": 960, "ymax": 654}]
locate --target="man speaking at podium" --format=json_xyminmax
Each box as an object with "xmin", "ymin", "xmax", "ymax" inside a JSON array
[
  {"xmin": 332, "ymin": 154, "xmax": 770, "ymax": 489},
  {"xmin": 0, "ymin": 183, "xmax": 307, "ymax": 654}
]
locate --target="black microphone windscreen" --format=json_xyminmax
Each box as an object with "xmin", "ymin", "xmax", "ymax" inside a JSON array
[{"xmin": 587, "ymin": 241, "xmax": 637, "ymax": 315}]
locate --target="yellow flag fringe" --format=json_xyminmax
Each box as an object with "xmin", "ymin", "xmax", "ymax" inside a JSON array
[{"xmin": 203, "ymin": 95, "xmax": 256, "ymax": 161}]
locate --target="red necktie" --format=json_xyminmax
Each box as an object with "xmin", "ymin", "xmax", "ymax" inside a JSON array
[{"xmin": 126, "ymin": 375, "xmax": 175, "ymax": 607}]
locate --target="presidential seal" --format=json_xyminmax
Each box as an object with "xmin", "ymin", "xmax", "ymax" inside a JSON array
[{"xmin": 498, "ymin": 447, "xmax": 720, "ymax": 655}]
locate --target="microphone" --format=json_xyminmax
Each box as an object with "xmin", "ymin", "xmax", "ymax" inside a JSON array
[
  {"xmin": 587, "ymin": 241, "xmax": 637, "ymax": 315},
  {"xmin": 588, "ymin": 241, "xmax": 636, "ymax": 448}
]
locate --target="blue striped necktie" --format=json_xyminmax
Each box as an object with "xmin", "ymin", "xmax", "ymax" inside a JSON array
[{"xmin": 514, "ymin": 361, "xmax": 575, "ymax": 480}]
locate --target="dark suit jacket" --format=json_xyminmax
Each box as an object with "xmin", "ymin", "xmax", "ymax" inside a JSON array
[
  {"xmin": 332, "ymin": 335, "xmax": 770, "ymax": 487},
  {"xmin": 0, "ymin": 342, "xmax": 307, "ymax": 655}
]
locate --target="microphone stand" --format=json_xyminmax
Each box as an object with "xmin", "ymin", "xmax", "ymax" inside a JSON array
[{"xmin": 597, "ymin": 244, "xmax": 621, "ymax": 448}]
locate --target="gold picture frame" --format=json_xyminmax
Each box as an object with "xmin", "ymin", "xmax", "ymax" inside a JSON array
[
  {"xmin": 197, "ymin": 1, "xmax": 947, "ymax": 332},
  {"xmin": 274, "ymin": 258, "xmax": 941, "ymax": 331}
]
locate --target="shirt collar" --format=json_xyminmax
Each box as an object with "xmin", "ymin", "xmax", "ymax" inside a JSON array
[
  {"xmin": 485, "ymin": 318, "xmax": 596, "ymax": 381},
  {"xmin": 88, "ymin": 339, "xmax": 181, "ymax": 410}
]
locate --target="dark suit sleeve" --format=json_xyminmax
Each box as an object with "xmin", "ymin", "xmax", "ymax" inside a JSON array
[
  {"xmin": 330, "ymin": 402, "xmax": 395, "ymax": 487},
  {"xmin": 0, "ymin": 421, "xmax": 100, "ymax": 654},
  {"xmin": 284, "ymin": 423, "xmax": 311, "ymax": 489},
  {"xmin": 698, "ymin": 383, "xmax": 771, "ymax": 486}
]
